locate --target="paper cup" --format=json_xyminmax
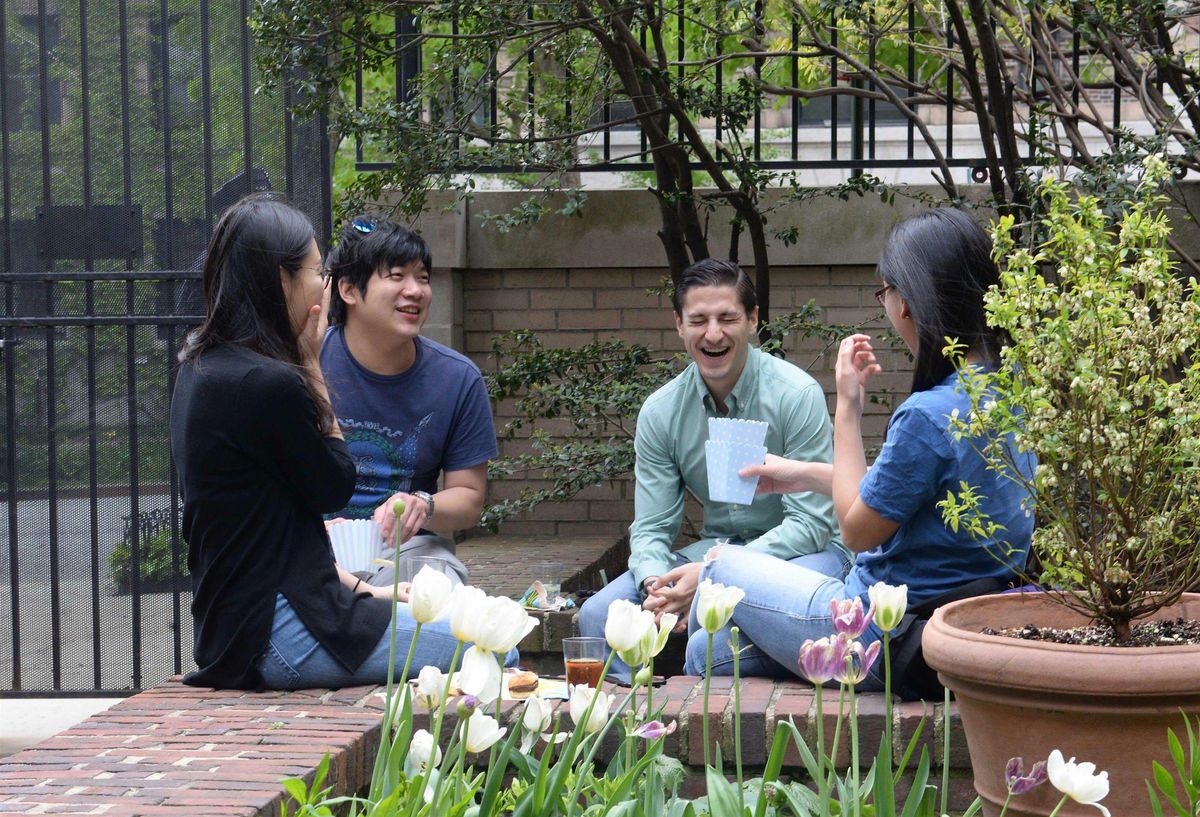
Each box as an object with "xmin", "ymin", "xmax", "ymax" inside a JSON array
[
  {"xmin": 328, "ymin": 519, "xmax": 384, "ymax": 573},
  {"xmin": 708, "ymin": 417, "xmax": 768, "ymax": 447},
  {"xmin": 705, "ymin": 439, "xmax": 767, "ymax": 505}
]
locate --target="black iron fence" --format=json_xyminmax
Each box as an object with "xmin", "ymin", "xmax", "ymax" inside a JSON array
[
  {"xmin": 348, "ymin": 5, "xmax": 1150, "ymax": 179},
  {"xmin": 1, "ymin": 0, "xmax": 331, "ymax": 694}
]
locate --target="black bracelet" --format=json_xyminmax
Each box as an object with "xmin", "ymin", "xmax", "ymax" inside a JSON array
[{"xmin": 352, "ymin": 577, "xmax": 363, "ymax": 593}]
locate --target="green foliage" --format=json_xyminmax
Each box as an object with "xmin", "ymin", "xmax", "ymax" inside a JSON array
[
  {"xmin": 942, "ymin": 156, "xmax": 1200, "ymax": 637},
  {"xmin": 481, "ymin": 329, "xmax": 679, "ymax": 531},
  {"xmin": 277, "ymin": 582, "xmax": 975, "ymax": 817},
  {"xmin": 1147, "ymin": 714, "xmax": 1200, "ymax": 817},
  {"xmin": 480, "ymin": 303, "xmax": 854, "ymax": 531},
  {"xmin": 108, "ymin": 527, "xmax": 188, "ymax": 594}
]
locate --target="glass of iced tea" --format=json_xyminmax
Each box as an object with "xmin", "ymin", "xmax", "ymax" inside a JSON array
[{"xmin": 562, "ymin": 637, "xmax": 606, "ymax": 688}]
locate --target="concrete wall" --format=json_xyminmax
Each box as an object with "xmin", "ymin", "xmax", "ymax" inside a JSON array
[{"xmin": 404, "ymin": 183, "xmax": 1200, "ymax": 538}]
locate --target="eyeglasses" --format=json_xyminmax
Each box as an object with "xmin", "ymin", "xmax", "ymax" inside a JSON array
[
  {"xmin": 874, "ymin": 284, "xmax": 894, "ymax": 307},
  {"xmin": 352, "ymin": 216, "xmax": 376, "ymax": 234}
]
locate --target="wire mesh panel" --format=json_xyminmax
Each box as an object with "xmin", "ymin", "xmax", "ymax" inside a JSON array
[{"xmin": 0, "ymin": 0, "xmax": 330, "ymax": 694}]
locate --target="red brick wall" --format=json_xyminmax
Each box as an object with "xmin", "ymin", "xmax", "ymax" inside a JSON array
[{"xmin": 462, "ymin": 265, "xmax": 916, "ymax": 538}]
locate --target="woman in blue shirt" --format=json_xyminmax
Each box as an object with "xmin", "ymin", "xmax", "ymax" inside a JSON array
[{"xmin": 684, "ymin": 208, "xmax": 1035, "ymax": 690}]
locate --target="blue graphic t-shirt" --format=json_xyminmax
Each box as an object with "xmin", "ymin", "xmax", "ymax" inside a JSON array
[{"xmin": 320, "ymin": 327, "xmax": 498, "ymax": 519}]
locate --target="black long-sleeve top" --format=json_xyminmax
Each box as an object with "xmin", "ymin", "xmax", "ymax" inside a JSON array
[{"xmin": 170, "ymin": 344, "xmax": 392, "ymax": 689}]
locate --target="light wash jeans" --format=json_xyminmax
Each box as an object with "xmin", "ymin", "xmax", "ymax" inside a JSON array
[
  {"xmin": 578, "ymin": 540, "xmax": 849, "ymax": 683},
  {"xmin": 683, "ymin": 548, "xmax": 882, "ymax": 690},
  {"xmin": 257, "ymin": 593, "xmax": 518, "ymax": 689}
]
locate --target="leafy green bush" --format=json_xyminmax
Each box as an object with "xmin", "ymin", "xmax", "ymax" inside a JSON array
[
  {"xmin": 482, "ymin": 303, "xmax": 857, "ymax": 531},
  {"xmin": 108, "ymin": 527, "xmax": 188, "ymax": 594}
]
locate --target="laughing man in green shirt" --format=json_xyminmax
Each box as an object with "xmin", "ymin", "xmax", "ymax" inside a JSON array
[{"xmin": 578, "ymin": 258, "xmax": 849, "ymax": 682}]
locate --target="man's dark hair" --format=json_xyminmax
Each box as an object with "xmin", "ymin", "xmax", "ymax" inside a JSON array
[
  {"xmin": 671, "ymin": 258, "xmax": 757, "ymax": 316},
  {"xmin": 877, "ymin": 208, "xmax": 1007, "ymax": 393},
  {"xmin": 326, "ymin": 217, "xmax": 433, "ymax": 326}
]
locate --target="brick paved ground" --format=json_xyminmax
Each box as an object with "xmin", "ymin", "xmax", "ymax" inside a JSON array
[
  {"xmin": 457, "ymin": 533, "xmax": 626, "ymax": 598},
  {"xmin": 0, "ymin": 677, "xmax": 974, "ymax": 816}
]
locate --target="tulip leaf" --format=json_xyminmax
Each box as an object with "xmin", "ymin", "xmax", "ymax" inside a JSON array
[
  {"xmin": 773, "ymin": 782, "xmax": 818, "ymax": 817},
  {"xmin": 874, "ymin": 736, "xmax": 896, "ymax": 817},
  {"xmin": 960, "ymin": 796, "xmax": 985, "ymax": 817},
  {"xmin": 755, "ymin": 722, "xmax": 793, "ymax": 817},
  {"xmin": 899, "ymin": 747, "xmax": 932, "ymax": 817},
  {"xmin": 604, "ymin": 748, "xmax": 663, "ymax": 811},
  {"xmin": 893, "ymin": 713, "xmax": 926, "ymax": 784},
  {"xmin": 779, "ymin": 718, "xmax": 824, "ymax": 784},
  {"xmin": 478, "ymin": 718, "xmax": 524, "ymax": 815},
  {"xmin": 705, "ymin": 762, "xmax": 744, "ymax": 817}
]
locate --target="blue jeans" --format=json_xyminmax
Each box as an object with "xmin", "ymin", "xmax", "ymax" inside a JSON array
[
  {"xmin": 257, "ymin": 593, "xmax": 518, "ymax": 689},
  {"xmin": 579, "ymin": 540, "xmax": 849, "ymax": 683},
  {"xmin": 683, "ymin": 548, "xmax": 882, "ymax": 690}
]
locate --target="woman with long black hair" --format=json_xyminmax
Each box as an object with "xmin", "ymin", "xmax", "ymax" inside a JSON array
[
  {"xmin": 684, "ymin": 208, "xmax": 1036, "ymax": 690},
  {"xmin": 171, "ymin": 194, "xmax": 471, "ymax": 689}
]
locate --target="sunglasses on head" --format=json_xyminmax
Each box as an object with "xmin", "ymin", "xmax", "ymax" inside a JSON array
[{"xmin": 352, "ymin": 216, "xmax": 376, "ymax": 234}]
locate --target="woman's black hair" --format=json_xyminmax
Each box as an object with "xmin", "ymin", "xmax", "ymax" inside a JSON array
[
  {"xmin": 877, "ymin": 208, "xmax": 1007, "ymax": 393},
  {"xmin": 671, "ymin": 258, "xmax": 757, "ymax": 316},
  {"xmin": 179, "ymin": 193, "xmax": 334, "ymax": 431},
  {"xmin": 326, "ymin": 217, "xmax": 433, "ymax": 327}
]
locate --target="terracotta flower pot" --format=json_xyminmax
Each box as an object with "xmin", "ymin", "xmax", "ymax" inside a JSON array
[{"xmin": 922, "ymin": 592, "xmax": 1200, "ymax": 817}]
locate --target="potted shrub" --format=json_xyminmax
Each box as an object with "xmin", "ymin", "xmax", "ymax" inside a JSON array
[{"xmin": 922, "ymin": 156, "xmax": 1200, "ymax": 817}]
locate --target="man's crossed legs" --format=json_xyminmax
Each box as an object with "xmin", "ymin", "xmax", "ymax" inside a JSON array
[{"xmin": 578, "ymin": 540, "xmax": 849, "ymax": 683}]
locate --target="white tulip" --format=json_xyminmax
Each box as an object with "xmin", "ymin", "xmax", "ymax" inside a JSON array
[
  {"xmin": 449, "ymin": 585, "xmax": 489, "ymax": 643},
  {"xmin": 462, "ymin": 708, "xmax": 506, "ymax": 754},
  {"xmin": 868, "ymin": 582, "xmax": 909, "ymax": 634},
  {"xmin": 413, "ymin": 665, "xmax": 445, "ymax": 710},
  {"xmin": 623, "ymin": 611, "xmax": 678, "ymax": 668},
  {"xmin": 695, "ymin": 579, "xmax": 745, "ymax": 634},
  {"xmin": 519, "ymin": 694, "xmax": 556, "ymax": 752},
  {"xmin": 1047, "ymin": 750, "xmax": 1110, "ymax": 817},
  {"xmin": 605, "ymin": 599, "xmax": 655, "ymax": 652},
  {"xmin": 405, "ymin": 728, "xmax": 441, "ymax": 774},
  {"xmin": 521, "ymin": 693, "xmax": 554, "ymax": 734},
  {"xmin": 471, "ymin": 595, "xmax": 539, "ymax": 654},
  {"xmin": 409, "ymin": 565, "xmax": 454, "ymax": 624},
  {"xmin": 457, "ymin": 646, "xmax": 502, "ymax": 705},
  {"xmin": 568, "ymin": 683, "xmax": 614, "ymax": 735}
]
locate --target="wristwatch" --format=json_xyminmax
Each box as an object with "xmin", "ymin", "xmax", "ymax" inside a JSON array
[{"xmin": 412, "ymin": 490, "xmax": 436, "ymax": 520}]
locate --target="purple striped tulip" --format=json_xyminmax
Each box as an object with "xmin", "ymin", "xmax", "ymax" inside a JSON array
[
  {"xmin": 830, "ymin": 597, "xmax": 875, "ymax": 639},
  {"xmin": 798, "ymin": 636, "xmax": 847, "ymax": 685},
  {"xmin": 1005, "ymin": 757, "xmax": 1049, "ymax": 796},
  {"xmin": 833, "ymin": 635, "xmax": 881, "ymax": 685}
]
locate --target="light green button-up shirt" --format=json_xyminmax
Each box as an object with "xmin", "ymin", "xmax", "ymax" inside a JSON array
[{"xmin": 627, "ymin": 346, "xmax": 843, "ymax": 588}]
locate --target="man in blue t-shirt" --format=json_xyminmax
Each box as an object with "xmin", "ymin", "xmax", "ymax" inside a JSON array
[{"xmin": 321, "ymin": 217, "xmax": 498, "ymax": 585}]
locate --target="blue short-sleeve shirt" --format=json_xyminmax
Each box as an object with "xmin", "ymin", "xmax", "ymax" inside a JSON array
[
  {"xmin": 844, "ymin": 371, "xmax": 1036, "ymax": 606},
  {"xmin": 320, "ymin": 328, "xmax": 498, "ymax": 519}
]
